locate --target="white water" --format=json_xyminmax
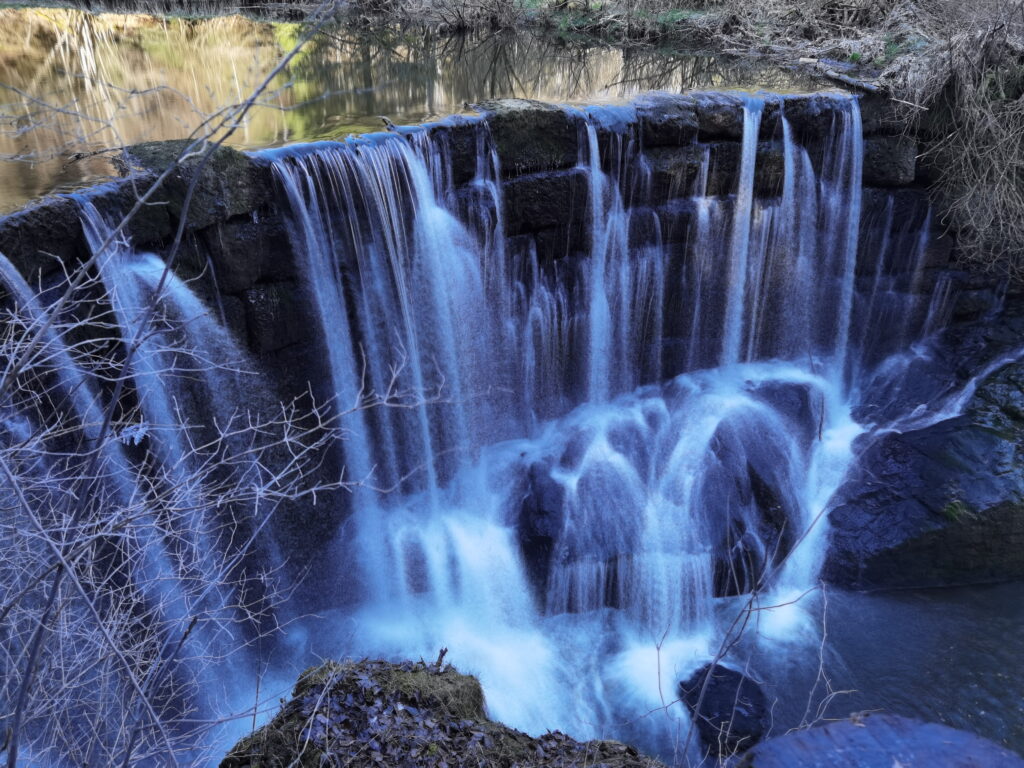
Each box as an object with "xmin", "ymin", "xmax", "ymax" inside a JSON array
[
  {"xmin": 0, "ymin": 92, "xmax": 976, "ymax": 765},
  {"xmin": 256, "ymin": 94, "xmax": 961, "ymax": 760}
]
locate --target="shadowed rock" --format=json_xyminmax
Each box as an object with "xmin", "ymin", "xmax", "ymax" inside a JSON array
[
  {"xmin": 737, "ymin": 713, "xmax": 1024, "ymax": 768},
  {"xmin": 680, "ymin": 663, "xmax": 768, "ymax": 757},
  {"xmin": 825, "ymin": 357, "xmax": 1024, "ymax": 590}
]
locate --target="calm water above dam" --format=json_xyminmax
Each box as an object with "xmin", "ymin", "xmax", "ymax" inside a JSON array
[{"xmin": 0, "ymin": 7, "xmax": 814, "ymax": 211}]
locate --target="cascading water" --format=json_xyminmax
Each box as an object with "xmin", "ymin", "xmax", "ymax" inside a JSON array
[
  {"xmin": 256, "ymin": 91, "xmax": 954, "ymax": 761},
  {"xmin": 0, "ymin": 89, "xmax": 970, "ymax": 765}
]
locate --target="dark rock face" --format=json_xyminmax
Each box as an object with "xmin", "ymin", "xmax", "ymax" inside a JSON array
[
  {"xmin": 118, "ymin": 139, "xmax": 273, "ymax": 231},
  {"xmin": 503, "ymin": 169, "xmax": 588, "ymax": 237},
  {"xmin": 680, "ymin": 663, "xmax": 768, "ymax": 757},
  {"xmin": 635, "ymin": 92, "xmax": 699, "ymax": 147},
  {"xmin": 737, "ymin": 713, "xmax": 1024, "ymax": 768},
  {"xmin": 0, "ymin": 194, "xmax": 87, "ymax": 277},
  {"xmin": 199, "ymin": 211, "xmax": 295, "ymax": 295},
  {"xmin": 824, "ymin": 358, "xmax": 1024, "ymax": 590},
  {"xmin": 518, "ymin": 459, "xmax": 566, "ymax": 594},
  {"xmin": 223, "ymin": 659, "xmax": 666, "ymax": 768},
  {"xmin": 694, "ymin": 92, "xmax": 745, "ymax": 140},
  {"xmin": 475, "ymin": 98, "xmax": 579, "ymax": 176},
  {"xmin": 781, "ymin": 92, "xmax": 848, "ymax": 138},
  {"xmin": 862, "ymin": 135, "xmax": 918, "ymax": 187},
  {"xmin": 646, "ymin": 144, "xmax": 705, "ymax": 199},
  {"xmin": 241, "ymin": 281, "xmax": 307, "ymax": 354}
]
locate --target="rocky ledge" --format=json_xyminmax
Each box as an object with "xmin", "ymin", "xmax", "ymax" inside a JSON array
[
  {"xmin": 824, "ymin": 311, "xmax": 1024, "ymax": 591},
  {"xmin": 221, "ymin": 659, "xmax": 665, "ymax": 768}
]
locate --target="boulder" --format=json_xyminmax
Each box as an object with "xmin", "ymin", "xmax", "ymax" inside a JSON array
[
  {"xmin": 118, "ymin": 139, "xmax": 272, "ymax": 231},
  {"xmin": 634, "ymin": 92, "xmax": 699, "ymax": 147},
  {"xmin": 680, "ymin": 663, "xmax": 768, "ymax": 756},
  {"xmin": 737, "ymin": 713, "xmax": 1024, "ymax": 768},
  {"xmin": 824, "ymin": 357, "xmax": 1024, "ymax": 590},
  {"xmin": 694, "ymin": 92, "xmax": 745, "ymax": 140},
  {"xmin": 222, "ymin": 659, "xmax": 666, "ymax": 768},
  {"xmin": 475, "ymin": 99, "xmax": 579, "ymax": 177}
]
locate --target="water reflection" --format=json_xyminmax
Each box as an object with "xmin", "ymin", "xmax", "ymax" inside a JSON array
[{"xmin": 0, "ymin": 8, "xmax": 816, "ymax": 212}]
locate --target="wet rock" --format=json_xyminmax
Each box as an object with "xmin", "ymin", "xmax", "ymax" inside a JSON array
[
  {"xmin": 779, "ymin": 92, "xmax": 847, "ymax": 138},
  {"xmin": 223, "ymin": 659, "xmax": 666, "ymax": 768},
  {"xmin": 429, "ymin": 118, "xmax": 481, "ymax": 186},
  {"xmin": 703, "ymin": 416, "xmax": 797, "ymax": 597},
  {"xmin": 863, "ymin": 136, "xmax": 918, "ymax": 187},
  {"xmin": 475, "ymin": 98, "xmax": 579, "ymax": 176},
  {"xmin": 502, "ymin": 169, "xmax": 588, "ymax": 236},
  {"xmin": 118, "ymin": 139, "xmax": 272, "ymax": 231},
  {"xmin": 680, "ymin": 663, "xmax": 768, "ymax": 757},
  {"xmin": 737, "ymin": 713, "xmax": 1024, "ymax": 768},
  {"xmin": 705, "ymin": 141, "xmax": 743, "ymax": 195},
  {"xmin": 694, "ymin": 92, "xmax": 745, "ymax": 140},
  {"xmin": 241, "ymin": 280, "xmax": 306, "ymax": 353},
  {"xmin": 0, "ymin": 195, "xmax": 87, "ymax": 277},
  {"xmin": 754, "ymin": 141, "xmax": 785, "ymax": 197},
  {"xmin": 634, "ymin": 92, "xmax": 698, "ymax": 147},
  {"xmin": 518, "ymin": 459, "xmax": 566, "ymax": 593},
  {"xmin": 200, "ymin": 211, "xmax": 295, "ymax": 294},
  {"xmin": 824, "ymin": 357, "xmax": 1024, "ymax": 590},
  {"xmin": 748, "ymin": 381, "xmax": 824, "ymax": 452},
  {"xmin": 646, "ymin": 145, "xmax": 705, "ymax": 200},
  {"xmin": 502, "ymin": 168, "xmax": 589, "ymax": 261}
]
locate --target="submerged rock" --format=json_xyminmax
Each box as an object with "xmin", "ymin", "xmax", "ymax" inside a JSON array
[
  {"xmin": 737, "ymin": 713, "xmax": 1024, "ymax": 767},
  {"xmin": 679, "ymin": 663, "xmax": 768, "ymax": 757},
  {"xmin": 824, "ymin": 357, "xmax": 1024, "ymax": 590},
  {"xmin": 222, "ymin": 659, "xmax": 666, "ymax": 768}
]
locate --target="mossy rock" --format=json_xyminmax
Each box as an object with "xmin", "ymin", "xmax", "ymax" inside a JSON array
[
  {"xmin": 474, "ymin": 99, "xmax": 579, "ymax": 177},
  {"xmin": 222, "ymin": 658, "xmax": 665, "ymax": 768},
  {"xmin": 117, "ymin": 139, "xmax": 272, "ymax": 230}
]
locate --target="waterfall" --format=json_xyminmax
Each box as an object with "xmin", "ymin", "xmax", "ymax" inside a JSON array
[
  {"xmin": 0, "ymin": 90, "xmax": 960, "ymax": 764},
  {"xmin": 254, "ymin": 92, "xmax": 951, "ymax": 756}
]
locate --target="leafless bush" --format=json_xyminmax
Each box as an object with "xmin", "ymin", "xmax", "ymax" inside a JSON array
[
  {"xmin": 0, "ymin": 3, "xmax": 379, "ymax": 765},
  {"xmin": 889, "ymin": 0, "xmax": 1024, "ymax": 277}
]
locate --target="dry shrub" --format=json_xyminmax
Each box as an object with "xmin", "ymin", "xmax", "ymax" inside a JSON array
[{"xmin": 889, "ymin": 0, "xmax": 1024, "ymax": 278}]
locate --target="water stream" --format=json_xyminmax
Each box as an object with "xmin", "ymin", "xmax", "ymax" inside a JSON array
[
  {"xmin": 3, "ymin": 83, "xmax": 1019, "ymax": 764},
  {"xmin": 248, "ymin": 93, "xmax": 961, "ymax": 760}
]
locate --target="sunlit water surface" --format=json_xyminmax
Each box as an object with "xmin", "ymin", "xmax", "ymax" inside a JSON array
[{"xmin": 0, "ymin": 7, "xmax": 815, "ymax": 211}]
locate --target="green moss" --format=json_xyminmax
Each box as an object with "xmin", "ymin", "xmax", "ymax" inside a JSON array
[{"xmin": 940, "ymin": 498, "xmax": 973, "ymax": 523}]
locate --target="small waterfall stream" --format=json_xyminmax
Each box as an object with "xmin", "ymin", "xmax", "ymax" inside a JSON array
[
  {"xmin": 0, "ymin": 91, "xmax": 971, "ymax": 764},
  {"xmin": 255, "ymin": 93, "xmax": 949, "ymax": 756}
]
